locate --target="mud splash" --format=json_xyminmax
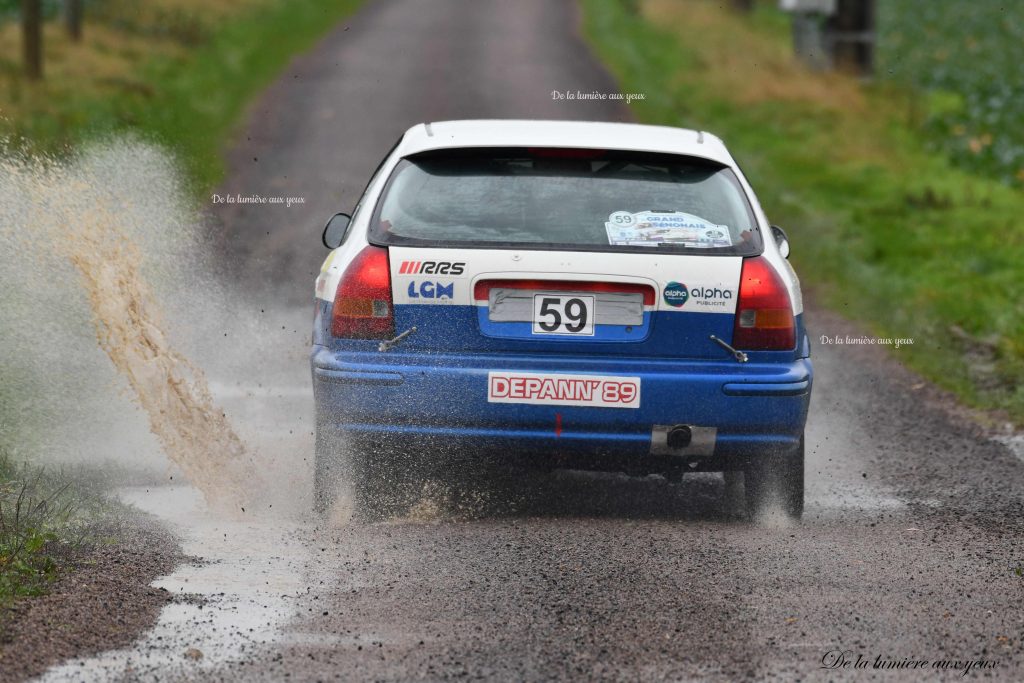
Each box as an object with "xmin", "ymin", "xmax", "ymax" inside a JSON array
[
  {"xmin": 68, "ymin": 218, "xmax": 255, "ymax": 509},
  {"xmin": 0, "ymin": 142, "xmax": 255, "ymax": 510}
]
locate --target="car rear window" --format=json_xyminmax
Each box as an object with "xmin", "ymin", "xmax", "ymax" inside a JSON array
[{"xmin": 369, "ymin": 147, "xmax": 762, "ymax": 255}]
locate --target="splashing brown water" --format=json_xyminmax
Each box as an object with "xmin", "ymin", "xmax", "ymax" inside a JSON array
[
  {"xmin": 1, "ymin": 142, "xmax": 255, "ymax": 510},
  {"xmin": 68, "ymin": 213, "xmax": 255, "ymax": 510}
]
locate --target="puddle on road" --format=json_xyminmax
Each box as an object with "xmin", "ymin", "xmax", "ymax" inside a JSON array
[
  {"xmin": 802, "ymin": 349, "xmax": 909, "ymax": 516},
  {"xmin": 805, "ymin": 479, "xmax": 905, "ymax": 513},
  {"xmin": 40, "ymin": 486, "xmax": 316, "ymax": 682},
  {"xmin": 3, "ymin": 140, "xmax": 325, "ymax": 676},
  {"xmin": 801, "ymin": 420, "xmax": 906, "ymax": 515},
  {"xmin": 993, "ymin": 434, "xmax": 1024, "ymax": 465}
]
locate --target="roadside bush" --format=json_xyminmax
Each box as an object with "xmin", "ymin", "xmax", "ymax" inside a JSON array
[{"xmin": 0, "ymin": 452, "xmax": 83, "ymax": 606}]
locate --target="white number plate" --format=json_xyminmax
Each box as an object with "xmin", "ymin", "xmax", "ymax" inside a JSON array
[{"xmin": 532, "ymin": 294, "xmax": 595, "ymax": 336}]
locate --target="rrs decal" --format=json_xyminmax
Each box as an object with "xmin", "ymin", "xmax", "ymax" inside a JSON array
[{"xmin": 399, "ymin": 261, "xmax": 466, "ymax": 275}]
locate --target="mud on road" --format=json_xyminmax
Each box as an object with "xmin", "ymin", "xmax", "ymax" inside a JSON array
[{"xmin": 23, "ymin": 0, "xmax": 1024, "ymax": 680}]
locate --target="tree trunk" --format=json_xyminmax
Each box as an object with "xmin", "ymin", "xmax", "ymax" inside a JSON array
[
  {"xmin": 67, "ymin": 0, "xmax": 83, "ymax": 42},
  {"xmin": 22, "ymin": 0, "xmax": 43, "ymax": 80}
]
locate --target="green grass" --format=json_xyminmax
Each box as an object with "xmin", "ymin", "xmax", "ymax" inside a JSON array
[
  {"xmin": 1, "ymin": 0, "xmax": 364, "ymax": 194},
  {"xmin": 582, "ymin": 0, "xmax": 1024, "ymax": 423},
  {"xmin": 122, "ymin": 0, "xmax": 363, "ymax": 193},
  {"xmin": 0, "ymin": 452, "xmax": 82, "ymax": 609},
  {"xmin": 0, "ymin": 450, "xmax": 131, "ymax": 618},
  {"xmin": 877, "ymin": 1, "xmax": 1024, "ymax": 186}
]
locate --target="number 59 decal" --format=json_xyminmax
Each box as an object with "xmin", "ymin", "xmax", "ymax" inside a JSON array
[{"xmin": 532, "ymin": 294, "xmax": 595, "ymax": 336}]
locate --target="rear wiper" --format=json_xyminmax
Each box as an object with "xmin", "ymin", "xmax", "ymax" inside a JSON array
[
  {"xmin": 710, "ymin": 335, "xmax": 748, "ymax": 363},
  {"xmin": 378, "ymin": 326, "xmax": 417, "ymax": 352}
]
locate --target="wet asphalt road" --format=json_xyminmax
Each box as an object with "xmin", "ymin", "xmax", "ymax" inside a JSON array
[
  {"xmin": 230, "ymin": 304, "xmax": 1024, "ymax": 682},
  {"xmin": 64, "ymin": 0, "xmax": 1024, "ymax": 680}
]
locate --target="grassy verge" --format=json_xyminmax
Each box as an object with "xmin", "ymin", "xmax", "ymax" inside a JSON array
[
  {"xmin": 0, "ymin": 451, "xmax": 92, "ymax": 612},
  {"xmin": 582, "ymin": 0, "xmax": 1024, "ymax": 424},
  {"xmin": 0, "ymin": 0, "xmax": 364, "ymax": 193},
  {"xmin": 876, "ymin": 1, "xmax": 1024, "ymax": 187}
]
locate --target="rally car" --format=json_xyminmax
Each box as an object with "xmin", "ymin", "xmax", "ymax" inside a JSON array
[{"xmin": 312, "ymin": 120, "xmax": 812, "ymax": 519}]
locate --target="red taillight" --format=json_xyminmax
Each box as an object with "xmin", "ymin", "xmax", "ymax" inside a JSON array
[
  {"xmin": 732, "ymin": 256, "xmax": 795, "ymax": 350},
  {"xmin": 331, "ymin": 246, "xmax": 394, "ymax": 339}
]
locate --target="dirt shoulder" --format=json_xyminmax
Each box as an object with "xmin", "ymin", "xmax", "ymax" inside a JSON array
[{"xmin": 0, "ymin": 517, "xmax": 181, "ymax": 683}]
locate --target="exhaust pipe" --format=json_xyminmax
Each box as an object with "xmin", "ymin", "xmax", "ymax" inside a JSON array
[
  {"xmin": 666, "ymin": 425, "xmax": 692, "ymax": 449},
  {"xmin": 650, "ymin": 424, "xmax": 716, "ymax": 456}
]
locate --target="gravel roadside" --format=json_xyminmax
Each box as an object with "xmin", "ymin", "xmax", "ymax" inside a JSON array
[{"xmin": 0, "ymin": 518, "xmax": 181, "ymax": 683}]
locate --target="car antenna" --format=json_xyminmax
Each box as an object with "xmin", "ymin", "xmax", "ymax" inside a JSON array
[
  {"xmin": 696, "ymin": 130, "xmax": 705, "ymax": 144},
  {"xmin": 424, "ymin": 122, "xmax": 434, "ymax": 137}
]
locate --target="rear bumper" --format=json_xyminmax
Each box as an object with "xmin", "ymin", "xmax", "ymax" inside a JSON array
[{"xmin": 312, "ymin": 345, "xmax": 811, "ymax": 459}]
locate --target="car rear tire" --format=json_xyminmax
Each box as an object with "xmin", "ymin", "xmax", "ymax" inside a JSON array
[
  {"xmin": 314, "ymin": 422, "xmax": 423, "ymax": 521},
  {"xmin": 743, "ymin": 434, "xmax": 804, "ymax": 521},
  {"xmin": 313, "ymin": 420, "xmax": 346, "ymax": 515}
]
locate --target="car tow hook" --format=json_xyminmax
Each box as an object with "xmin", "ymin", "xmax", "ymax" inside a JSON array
[
  {"xmin": 378, "ymin": 326, "xmax": 417, "ymax": 352},
  {"xmin": 709, "ymin": 335, "xmax": 748, "ymax": 363}
]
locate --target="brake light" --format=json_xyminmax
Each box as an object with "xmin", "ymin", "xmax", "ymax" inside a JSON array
[
  {"xmin": 527, "ymin": 147, "xmax": 606, "ymax": 159},
  {"xmin": 330, "ymin": 246, "xmax": 394, "ymax": 339},
  {"xmin": 732, "ymin": 256, "xmax": 795, "ymax": 350}
]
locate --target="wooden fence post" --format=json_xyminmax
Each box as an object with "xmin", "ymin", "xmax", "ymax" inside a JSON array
[{"xmin": 827, "ymin": 0, "xmax": 875, "ymax": 75}]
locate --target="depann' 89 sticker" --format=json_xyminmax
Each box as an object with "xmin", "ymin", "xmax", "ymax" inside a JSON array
[{"xmin": 605, "ymin": 210, "xmax": 733, "ymax": 248}]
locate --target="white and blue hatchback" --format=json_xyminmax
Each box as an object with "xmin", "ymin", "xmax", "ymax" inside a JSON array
[{"xmin": 312, "ymin": 120, "xmax": 812, "ymax": 519}]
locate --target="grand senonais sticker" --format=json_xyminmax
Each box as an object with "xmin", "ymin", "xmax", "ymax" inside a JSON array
[
  {"xmin": 605, "ymin": 210, "xmax": 732, "ymax": 248},
  {"xmin": 487, "ymin": 371, "xmax": 640, "ymax": 408}
]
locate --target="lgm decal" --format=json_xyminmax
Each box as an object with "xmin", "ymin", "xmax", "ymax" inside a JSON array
[
  {"xmin": 393, "ymin": 279, "xmax": 468, "ymax": 305},
  {"xmin": 488, "ymin": 371, "xmax": 640, "ymax": 409},
  {"xmin": 407, "ymin": 280, "xmax": 454, "ymax": 300}
]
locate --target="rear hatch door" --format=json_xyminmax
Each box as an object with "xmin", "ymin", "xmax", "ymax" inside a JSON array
[{"xmin": 389, "ymin": 247, "xmax": 742, "ymax": 360}]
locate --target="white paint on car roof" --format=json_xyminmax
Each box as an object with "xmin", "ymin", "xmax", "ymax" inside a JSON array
[{"xmin": 396, "ymin": 120, "xmax": 735, "ymax": 165}]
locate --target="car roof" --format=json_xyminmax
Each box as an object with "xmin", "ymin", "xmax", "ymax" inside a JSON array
[{"xmin": 395, "ymin": 120, "xmax": 735, "ymax": 166}]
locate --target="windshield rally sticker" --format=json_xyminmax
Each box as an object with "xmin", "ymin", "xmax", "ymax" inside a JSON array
[
  {"xmin": 605, "ymin": 210, "xmax": 733, "ymax": 248},
  {"xmin": 488, "ymin": 371, "xmax": 641, "ymax": 409}
]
